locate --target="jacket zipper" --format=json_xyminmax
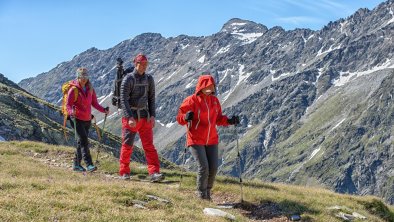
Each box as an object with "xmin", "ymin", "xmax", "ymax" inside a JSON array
[
  {"xmin": 195, "ymin": 109, "xmax": 200, "ymax": 130},
  {"xmin": 204, "ymin": 97, "xmax": 211, "ymax": 145}
]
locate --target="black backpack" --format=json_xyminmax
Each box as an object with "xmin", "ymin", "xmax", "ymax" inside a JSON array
[{"xmin": 112, "ymin": 58, "xmax": 134, "ymax": 108}]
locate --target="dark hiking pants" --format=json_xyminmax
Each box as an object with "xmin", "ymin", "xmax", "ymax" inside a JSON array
[
  {"xmin": 190, "ymin": 145, "xmax": 218, "ymax": 199},
  {"xmin": 69, "ymin": 119, "xmax": 92, "ymax": 166}
]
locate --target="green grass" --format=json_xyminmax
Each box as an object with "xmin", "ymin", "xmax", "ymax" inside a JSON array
[{"xmin": 0, "ymin": 141, "xmax": 393, "ymax": 221}]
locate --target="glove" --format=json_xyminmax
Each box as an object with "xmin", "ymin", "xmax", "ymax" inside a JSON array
[
  {"xmin": 227, "ymin": 115, "xmax": 240, "ymax": 125},
  {"xmin": 104, "ymin": 107, "xmax": 110, "ymax": 115},
  {"xmin": 184, "ymin": 111, "xmax": 194, "ymax": 122}
]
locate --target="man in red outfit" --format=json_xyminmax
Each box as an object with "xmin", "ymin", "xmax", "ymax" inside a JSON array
[{"xmin": 119, "ymin": 54, "xmax": 164, "ymax": 182}]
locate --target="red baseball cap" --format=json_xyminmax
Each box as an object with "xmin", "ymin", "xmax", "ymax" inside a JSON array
[{"xmin": 133, "ymin": 54, "xmax": 148, "ymax": 63}]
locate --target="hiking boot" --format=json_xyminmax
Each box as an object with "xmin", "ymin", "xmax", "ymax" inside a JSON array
[
  {"xmin": 150, "ymin": 173, "xmax": 164, "ymax": 182},
  {"xmin": 86, "ymin": 164, "xmax": 97, "ymax": 172},
  {"xmin": 73, "ymin": 165, "xmax": 86, "ymax": 172},
  {"xmin": 196, "ymin": 190, "xmax": 211, "ymax": 201},
  {"xmin": 120, "ymin": 173, "xmax": 131, "ymax": 180},
  {"xmin": 207, "ymin": 189, "xmax": 212, "ymax": 201}
]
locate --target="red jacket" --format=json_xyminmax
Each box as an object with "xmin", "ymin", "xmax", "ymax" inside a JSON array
[
  {"xmin": 66, "ymin": 79, "xmax": 105, "ymax": 121},
  {"xmin": 177, "ymin": 75, "xmax": 229, "ymax": 146}
]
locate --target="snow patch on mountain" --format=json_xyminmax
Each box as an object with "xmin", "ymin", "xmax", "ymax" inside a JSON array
[
  {"xmin": 166, "ymin": 122, "xmax": 175, "ymax": 128},
  {"xmin": 232, "ymin": 32, "xmax": 264, "ymax": 44},
  {"xmin": 272, "ymin": 72, "xmax": 291, "ymax": 82},
  {"xmin": 180, "ymin": 43, "xmax": 189, "ymax": 50},
  {"xmin": 214, "ymin": 45, "xmax": 231, "ymax": 56},
  {"xmin": 333, "ymin": 59, "xmax": 394, "ymax": 87},
  {"xmin": 309, "ymin": 147, "xmax": 322, "ymax": 161},
  {"xmin": 317, "ymin": 44, "xmax": 342, "ymax": 57},
  {"xmin": 222, "ymin": 64, "xmax": 252, "ymax": 103},
  {"xmin": 387, "ymin": 7, "xmax": 394, "ymax": 25},
  {"xmin": 198, "ymin": 55, "xmax": 206, "ymax": 63},
  {"xmin": 98, "ymin": 92, "xmax": 113, "ymax": 104},
  {"xmin": 332, "ymin": 118, "xmax": 346, "ymax": 130},
  {"xmin": 224, "ymin": 22, "xmax": 264, "ymax": 44},
  {"xmin": 313, "ymin": 68, "xmax": 324, "ymax": 86}
]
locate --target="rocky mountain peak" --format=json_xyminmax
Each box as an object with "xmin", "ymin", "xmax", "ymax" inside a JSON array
[
  {"xmin": 219, "ymin": 18, "xmax": 268, "ymax": 44},
  {"xmin": 0, "ymin": 73, "xmax": 24, "ymax": 90}
]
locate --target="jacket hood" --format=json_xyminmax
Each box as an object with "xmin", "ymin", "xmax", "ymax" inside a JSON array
[{"xmin": 195, "ymin": 75, "xmax": 216, "ymax": 95}]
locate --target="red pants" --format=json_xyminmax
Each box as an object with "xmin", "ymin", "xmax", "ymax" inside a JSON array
[{"xmin": 119, "ymin": 117, "xmax": 160, "ymax": 175}]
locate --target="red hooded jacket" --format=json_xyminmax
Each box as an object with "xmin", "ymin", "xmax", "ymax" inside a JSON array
[
  {"xmin": 66, "ymin": 79, "xmax": 105, "ymax": 121},
  {"xmin": 177, "ymin": 75, "xmax": 229, "ymax": 146}
]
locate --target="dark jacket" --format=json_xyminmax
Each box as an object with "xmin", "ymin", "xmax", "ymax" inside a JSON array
[{"xmin": 120, "ymin": 71, "xmax": 155, "ymax": 119}]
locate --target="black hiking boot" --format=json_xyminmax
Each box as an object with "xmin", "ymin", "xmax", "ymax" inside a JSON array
[{"xmin": 207, "ymin": 189, "xmax": 212, "ymax": 201}]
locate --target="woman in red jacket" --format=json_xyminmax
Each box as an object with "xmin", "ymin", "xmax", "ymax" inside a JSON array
[{"xmin": 176, "ymin": 74, "xmax": 239, "ymax": 200}]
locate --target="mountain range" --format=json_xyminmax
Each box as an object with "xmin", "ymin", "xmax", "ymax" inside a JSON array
[{"xmin": 16, "ymin": 0, "xmax": 394, "ymax": 204}]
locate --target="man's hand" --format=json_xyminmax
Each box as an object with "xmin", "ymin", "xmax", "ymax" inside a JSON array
[
  {"xmin": 104, "ymin": 107, "xmax": 110, "ymax": 115},
  {"xmin": 150, "ymin": 116, "xmax": 155, "ymax": 128},
  {"xmin": 128, "ymin": 117, "xmax": 136, "ymax": 128}
]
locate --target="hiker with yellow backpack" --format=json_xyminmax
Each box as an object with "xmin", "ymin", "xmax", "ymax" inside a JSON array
[{"xmin": 63, "ymin": 67, "xmax": 109, "ymax": 172}]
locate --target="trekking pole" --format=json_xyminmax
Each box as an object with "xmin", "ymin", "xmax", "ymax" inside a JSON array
[
  {"xmin": 95, "ymin": 113, "xmax": 107, "ymax": 165},
  {"xmin": 234, "ymin": 124, "xmax": 244, "ymax": 203},
  {"xmin": 63, "ymin": 116, "xmax": 69, "ymax": 142},
  {"xmin": 72, "ymin": 106, "xmax": 78, "ymax": 144},
  {"xmin": 92, "ymin": 116, "xmax": 102, "ymax": 142},
  {"xmin": 180, "ymin": 121, "xmax": 190, "ymax": 188}
]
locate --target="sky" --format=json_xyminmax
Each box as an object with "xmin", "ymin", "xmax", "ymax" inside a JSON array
[{"xmin": 0, "ymin": 0, "xmax": 385, "ymax": 83}]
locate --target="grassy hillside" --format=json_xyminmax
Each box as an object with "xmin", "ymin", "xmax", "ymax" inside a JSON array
[{"xmin": 1, "ymin": 141, "xmax": 393, "ymax": 221}]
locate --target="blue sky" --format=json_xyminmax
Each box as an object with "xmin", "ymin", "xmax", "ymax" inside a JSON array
[{"xmin": 0, "ymin": 0, "xmax": 385, "ymax": 83}]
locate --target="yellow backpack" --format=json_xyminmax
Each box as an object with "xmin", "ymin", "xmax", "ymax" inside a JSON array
[{"xmin": 61, "ymin": 81, "xmax": 78, "ymax": 141}]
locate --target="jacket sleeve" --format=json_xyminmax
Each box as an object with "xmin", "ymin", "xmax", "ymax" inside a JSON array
[
  {"xmin": 120, "ymin": 74, "xmax": 134, "ymax": 118},
  {"xmin": 177, "ymin": 96, "xmax": 194, "ymax": 126},
  {"xmin": 215, "ymin": 97, "xmax": 229, "ymax": 126},
  {"xmin": 91, "ymin": 89, "xmax": 105, "ymax": 113},
  {"xmin": 148, "ymin": 75, "xmax": 156, "ymax": 117},
  {"xmin": 66, "ymin": 87, "xmax": 77, "ymax": 116}
]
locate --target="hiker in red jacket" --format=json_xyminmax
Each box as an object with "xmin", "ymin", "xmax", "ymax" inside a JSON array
[
  {"xmin": 176, "ymin": 74, "xmax": 240, "ymax": 200},
  {"xmin": 66, "ymin": 67, "xmax": 109, "ymax": 172}
]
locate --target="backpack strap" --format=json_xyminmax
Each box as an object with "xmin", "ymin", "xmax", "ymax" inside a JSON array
[
  {"xmin": 72, "ymin": 87, "xmax": 78, "ymax": 102},
  {"xmin": 62, "ymin": 86, "xmax": 78, "ymax": 142}
]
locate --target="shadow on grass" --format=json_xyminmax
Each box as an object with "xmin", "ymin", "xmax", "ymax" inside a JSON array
[
  {"xmin": 216, "ymin": 177, "xmax": 279, "ymax": 191},
  {"xmin": 133, "ymin": 174, "xmax": 179, "ymax": 184},
  {"xmin": 145, "ymin": 171, "xmax": 279, "ymax": 190},
  {"xmin": 358, "ymin": 199, "xmax": 394, "ymax": 222},
  {"xmin": 226, "ymin": 200, "xmax": 318, "ymax": 221}
]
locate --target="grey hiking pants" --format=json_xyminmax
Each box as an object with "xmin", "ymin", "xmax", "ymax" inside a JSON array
[{"xmin": 189, "ymin": 145, "xmax": 218, "ymax": 198}]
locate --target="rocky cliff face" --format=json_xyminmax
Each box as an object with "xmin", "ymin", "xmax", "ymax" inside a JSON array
[{"xmin": 18, "ymin": 0, "xmax": 394, "ymax": 203}]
